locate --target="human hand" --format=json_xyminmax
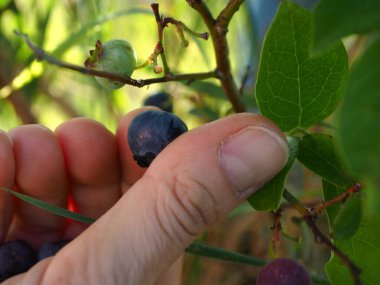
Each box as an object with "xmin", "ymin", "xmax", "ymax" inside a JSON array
[{"xmin": 0, "ymin": 109, "xmax": 288, "ymax": 285}]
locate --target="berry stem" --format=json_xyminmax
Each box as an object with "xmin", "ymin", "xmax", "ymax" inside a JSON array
[
  {"xmin": 283, "ymin": 188, "xmax": 362, "ymax": 285},
  {"xmin": 151, "ymin": 3, "xmax": 171, "ymax": 75}
]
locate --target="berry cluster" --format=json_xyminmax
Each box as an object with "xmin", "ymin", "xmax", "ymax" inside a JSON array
[{"xmin": 0, "ymin": 239, "xmax": 70, "ymax": 281}]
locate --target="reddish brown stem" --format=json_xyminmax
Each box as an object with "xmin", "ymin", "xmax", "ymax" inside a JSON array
[
  {"xmin": 312, "ymin": 183, "xmax": 362, "ymax": 214},
  {"xmin": 186, "ymin": 0, "xmax": 246, "ymax": 113},
  {"xmin": 271, "ymin": 209, "xmax": 282, "ymax": 258}
]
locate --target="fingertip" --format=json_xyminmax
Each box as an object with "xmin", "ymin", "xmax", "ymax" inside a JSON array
[
  {"xmin": 0, "ymin": 130, "xmax": 15, "ymax": 243},
  {"xmin": 55, "ymin": 118, "xmax": 120, "ymax": 220}
]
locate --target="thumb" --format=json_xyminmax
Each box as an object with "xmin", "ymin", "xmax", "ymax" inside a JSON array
[{"xmin": 32, "ymin": 113, "xmax": 288, "ymax": 285}]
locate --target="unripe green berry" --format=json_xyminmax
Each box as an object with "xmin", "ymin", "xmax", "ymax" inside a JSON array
[{"xmin": 85, "ymin": 39, "xmax": 137, "ymax": 89}]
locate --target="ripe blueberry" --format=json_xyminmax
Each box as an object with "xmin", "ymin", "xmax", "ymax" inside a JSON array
[
  {"xmin": 257, "ymin": 258, "xmax": 311, "ymax": 285},
  {"xmin": 85, "ymin": 39, "xmax": 137, "ymax": 89},
  {"xmin": 37, "ymin": 239, "xmax": 71, "ymax": 261},
  {"xmin": 128, "ymin": 110, "xmax": 188, "ymax": 167},
  {"xmin": 143, "ymin": 91, "xmax": 173, "ymax": 113},
  {"xmin": 0, "ymin": 240, "xmax": 37, "ymax": 282}
]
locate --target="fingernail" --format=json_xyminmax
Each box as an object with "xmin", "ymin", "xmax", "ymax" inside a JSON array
[{"xmin": 219, "ymin": 126, "xmax": 289, "ymax": 197}]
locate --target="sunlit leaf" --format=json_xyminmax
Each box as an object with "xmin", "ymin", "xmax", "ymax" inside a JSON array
[
  {"xmin": 255, "ymin": 0, "xmax": 348, "ymax": 132},
  {"xmin": 52, "ymin": 8, "xmax": 151, "ymax": 57}
]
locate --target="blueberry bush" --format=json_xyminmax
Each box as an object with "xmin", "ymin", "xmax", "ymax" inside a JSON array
[{"xmin": 1, "ymin": 0, "xmax": 380, "ymax": 284}]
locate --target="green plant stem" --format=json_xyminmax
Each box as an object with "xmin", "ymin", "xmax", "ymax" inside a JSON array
[
  {"xmin": 283, "ymin": 188, "xmax": 362, "ymax": 285},
  {"xmin": 186, "ymin": 0, "xmax": 246, "ymax": 113},
  {"xmin": 185, "ymin": 241, "xmax": 266, "ymax": 266}
]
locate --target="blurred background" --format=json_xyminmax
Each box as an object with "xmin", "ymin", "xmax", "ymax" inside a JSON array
[{"xmin": 1, "ymin": 0, "xmax": 333, "ymax": 284}]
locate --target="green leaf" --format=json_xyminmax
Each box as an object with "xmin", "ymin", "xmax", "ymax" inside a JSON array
[
  {"xmin": 338, "ymin": 37, "xmax": 380, "ymax": 189},
  {"xmin": 255, "ymin": 1, "xmax": 348, "ymax": 132},
  {"xmin": 324, "ymin": 216, "xmax": 380, "ymax": 285},
  {"xmin": 185, "ymin": 241, "xmax": 266, "ymax": 266},
  {"xmin": 0, "ymin": 187, "xmax": 95, "ymax": 224},
  {"xmin": 331, "ymin": 192, "xmax": 362, "ymax": 240},
  {"xmin": 297, "ymin": 134, "xmax": 353, "ymax": 187},
  {"xmin": 313, "ymin": 0, "xmax": 380, "ymax": 51},
  {"xmin": 322, "ymin": 180, "xmax": 345, "ymax": 224},
  {"xmin": 323, "ymin": 181, "xmax": 380, "ymax": 284},
  {"xmin": 248, "ymin": 136, "xmax": 299, "ymax": 211},
  {"xmin": 52, "ymin": 8, "xmax": 151, "ymax": 57}
]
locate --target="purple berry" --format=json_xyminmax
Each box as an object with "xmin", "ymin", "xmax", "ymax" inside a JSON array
[
  {"xmin": 37, "ymin": 239, "xmax": 71, "ymax": 261},
  {"xmin": 128, "ymin": 110, "xmax": 188, "ymax": 167},
  {"xmin": 0, "ymin": 240, "xmax": 37, "ymax": 282},
  {"xmin": 257, "ymin": 258, "xmax": 311, "ymax": 285}
]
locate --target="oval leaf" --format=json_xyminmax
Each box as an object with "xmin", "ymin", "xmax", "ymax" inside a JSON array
[
  {"xmin": 248, "ymin": 136, "xmax": 299, "ymax": 211},
  {"xmin": 331, "ymin": 192, "xmax": 362, "ymax": 240},
  {"xmin": 297, "ymin": 134, "xmax": 353, "ymax": 187},
  {"xmin": 255, "ymin": 0, "xmax": 348, "ymax": 132}
]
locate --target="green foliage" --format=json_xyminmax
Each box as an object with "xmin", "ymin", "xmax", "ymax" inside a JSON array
[
  {"xmin": 313, "ymin": 0, "xmax": 380, "ymax": 51},
  {"xmin": 297, "ymin": 134, "xmax": 353, "ymax": 187},
  {"xmin": 338, "ymin": 38, "xmax": 380, "ymax": 198},
  {"xmin": 2, "ymin": 1, "xmax": 380, "ymax": 284},
  {"xmin": 255, "ymin": 0, "xmax": 348, "ymax": 132},
  {"xmin": 325, "ymin": 215, "xmax": 380, "ymax": 285},
  {"xmin": 0, "ymin": 187, "xmax": 95, "ymax": 224},
  {"xmin": 331, "ymin": 192, "xmax": 362, "ymax": 240},
  {"xmin": 323, "ymin": 180, "xmax": 380, "ymax": 285},
  {"xmin": 248, "ymin": 136, "xmax": 299, "ymax": 211}
]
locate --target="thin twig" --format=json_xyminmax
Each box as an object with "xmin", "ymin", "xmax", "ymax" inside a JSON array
[
  {"xmin": 151, "ymin": 3, "xmax": 170, "ymax": 74},
  {"xmin": 186, "ymin": 0, "xmax": 246, "ymax": 112},
  {"xmin": 15, "ymin": 31, "xmax": 217, "ymax": 87},
  {"xmin": 217, "ymin": 0, "xmax": 245, "ymax": 28},
  {"xmin": 283, "ymin": 188, "xmax": 362, "ymax": 285},
  {"xmin": 312, "ymin": 183, "xmax": 362, "ymax": 214},
  {"xmin": 271, "ymin": 209, "xmax": 282, "ymax": 258}
]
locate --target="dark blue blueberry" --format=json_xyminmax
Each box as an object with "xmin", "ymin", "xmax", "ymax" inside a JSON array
[
  {"xmin": 128, "ymin": 110, "xmax": 188, "ymax": 167},
  {"xmin": 0, "ymin": 240, "xmax": 37, "ymax": 282},
  {"xmin": 37, "ymin": 239, "xmax": 71, "ymax": 261},
  {"xmin": 143, "ymin": 92, "xmax": 173, "ymax": 113}
]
